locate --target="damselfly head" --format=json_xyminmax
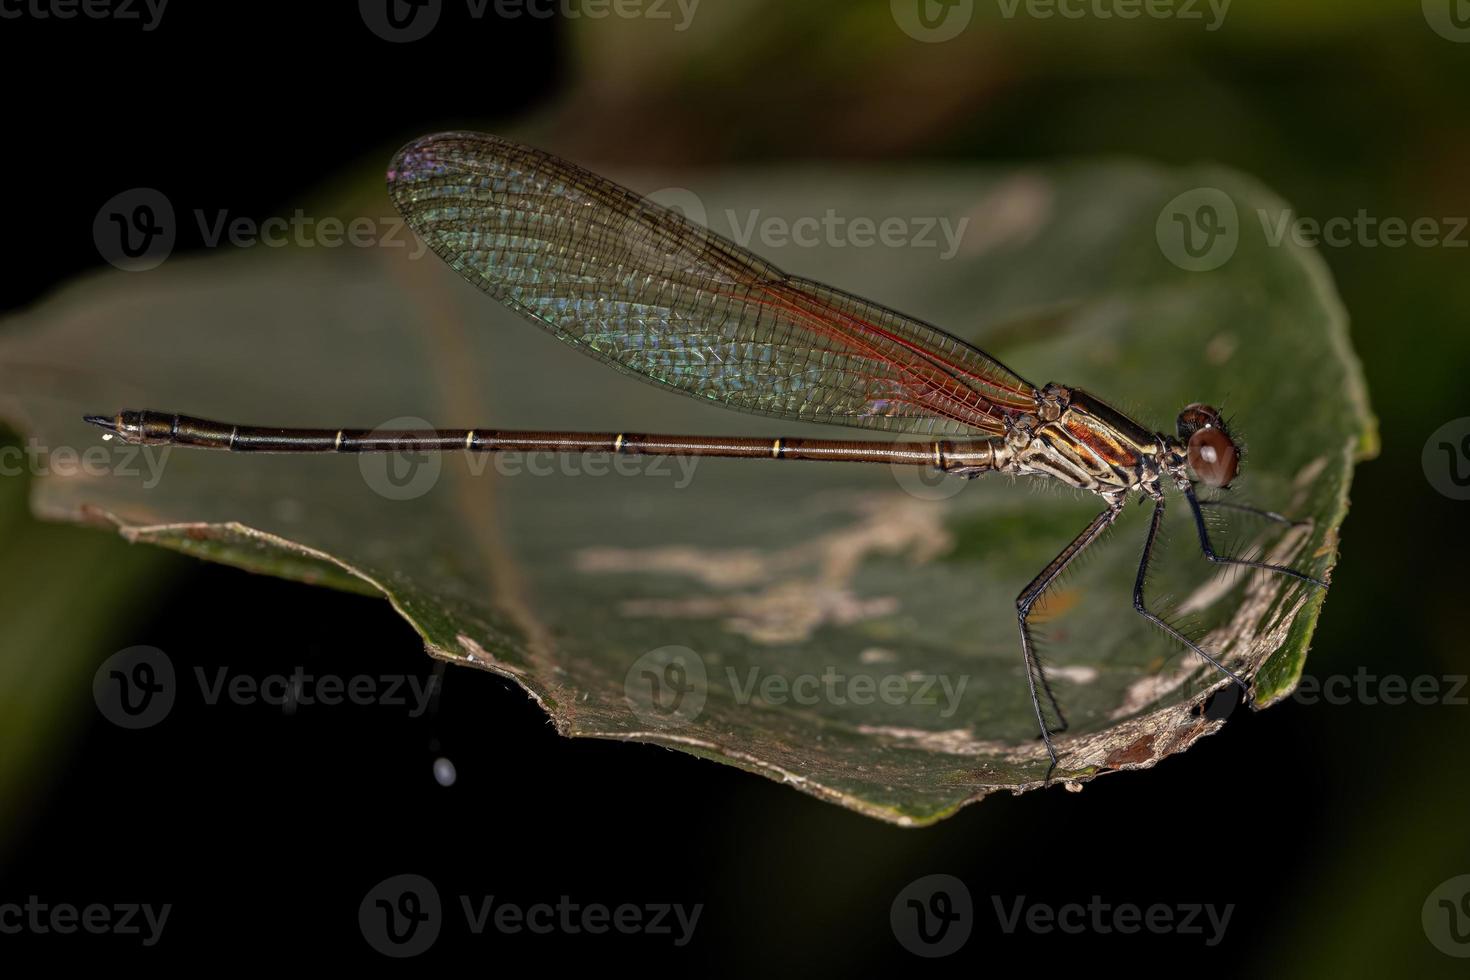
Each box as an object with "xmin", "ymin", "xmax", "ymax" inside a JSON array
[{"xmin": 1175, "ymin": 403, "xmax": 1239, "ymax": 488}]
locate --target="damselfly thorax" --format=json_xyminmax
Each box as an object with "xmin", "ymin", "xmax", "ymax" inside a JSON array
[{"xmin": 986, "ymin": 383, "xmax": 1171, "ymax": 500}]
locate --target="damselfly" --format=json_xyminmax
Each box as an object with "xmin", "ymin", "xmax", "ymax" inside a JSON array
[{"xmin": 86, "ymin": 132, "xmax": 1326, "ymax": 777}]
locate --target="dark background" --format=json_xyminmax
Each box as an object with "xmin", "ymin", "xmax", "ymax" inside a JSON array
[{"xmin": 2, "ymin": 1, "xmax": 1467, "ymax": 972}]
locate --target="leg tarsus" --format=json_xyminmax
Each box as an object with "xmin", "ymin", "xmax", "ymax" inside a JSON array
[
  {"xmin": 1196, "ymin": 497, "xmax": 1307, "ymax": 528},
  {"xmin": 1186, "ymin": 486, "xmax": 1327, "ymax": 589}
]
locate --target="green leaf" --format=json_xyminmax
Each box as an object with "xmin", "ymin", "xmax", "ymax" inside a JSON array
[{"xmin": 0, "ymin": 158, "xmax": 1374, "ymax": 825}]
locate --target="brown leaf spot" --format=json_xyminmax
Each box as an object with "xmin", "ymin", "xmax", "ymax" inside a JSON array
[{"xmin": 1104, "ymin": 732, "xmax": 1157, "ymax": 768}]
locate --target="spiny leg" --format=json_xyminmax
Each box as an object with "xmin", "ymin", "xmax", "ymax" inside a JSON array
[
  {"xmin": 1017, "ymin": 501, "xmax": 1124, "ymax": 778},
  {"xmin": 1185, "ymin": 486, "xmax": 1327, "ymax": 588},
  {"xmin": 1133, "ymin": 496, "xmax": 1250, "ymax": 696},
  {"xmin": 1196, "ymin": 496, "xmax": 1307, "ymax": 528}
]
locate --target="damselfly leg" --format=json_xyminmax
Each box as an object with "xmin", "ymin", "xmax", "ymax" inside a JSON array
[
  {"xmin": 1184, "ymin": 486, "xmax": 1327, "ymax": 588},
  {"xmin": 1132, "ymin": 495, "xmax": 1253, "ymax": 705},
  {"xmin": 1196, "ymin": 497, "xmax": 1306, "ymax": 527},
  {"xmin": 1017, "ymin": 501, "xmax": 1125, "ymax": 777}
]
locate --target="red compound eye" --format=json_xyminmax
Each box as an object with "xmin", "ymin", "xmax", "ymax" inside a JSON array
[{"xmin": 1187, "ymin": 426, "xmax": 1239, "ymax": 488}]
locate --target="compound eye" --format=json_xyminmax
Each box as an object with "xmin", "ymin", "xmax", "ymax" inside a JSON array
[
  {"xmin": 1177, "ymin": 403, "xmax": 1221, "ymax": 440},
  {"xmin": 1187, "ymin": 427, "xmax": 1239, "ymax": 488}
]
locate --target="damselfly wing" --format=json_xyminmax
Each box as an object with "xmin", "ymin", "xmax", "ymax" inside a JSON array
[{"xmin": 386, "ymin": 133, "xmax": 1037, "ymax": 437}]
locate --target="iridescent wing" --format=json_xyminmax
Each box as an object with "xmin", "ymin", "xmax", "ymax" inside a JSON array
[{"xmin": 387, "ymin": 132, "xmax": 1037, "ymax": 437}]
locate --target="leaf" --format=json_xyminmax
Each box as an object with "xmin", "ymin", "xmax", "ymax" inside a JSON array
[{"xmin": 0, "ymin": 158, "xmax": 1375, "ymax": 825}]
